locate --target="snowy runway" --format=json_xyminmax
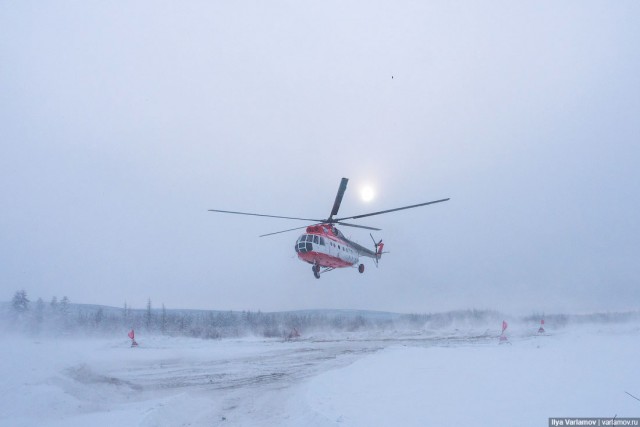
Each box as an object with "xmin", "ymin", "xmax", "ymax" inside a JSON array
[{"xmin": 1, "ymin": 325, "xmax": 638, "ymax": 426}]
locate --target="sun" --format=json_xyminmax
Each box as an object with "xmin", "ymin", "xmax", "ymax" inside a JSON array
[{"xmin": 361, "ymin": 186, "xmax": 375, "ymax": 202}]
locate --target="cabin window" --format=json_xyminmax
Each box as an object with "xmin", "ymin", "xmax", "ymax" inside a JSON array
[
  {"xmin": 320, "ymin": 237, "xmax": 325, "ymax": 246},
  {"xmin": 313, "ymin": 235, "xmax": 319, "ymax": 244}
]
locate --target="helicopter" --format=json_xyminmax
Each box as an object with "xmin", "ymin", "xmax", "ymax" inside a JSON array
[{"xmin": 209, "ymin": 178, "xmax": 449, "ymax": 279}]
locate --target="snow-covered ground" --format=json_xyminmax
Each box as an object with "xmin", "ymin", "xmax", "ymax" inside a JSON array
[{"xmin": 1, "ymin": 323, "xmax": 638, "ymax": 426}]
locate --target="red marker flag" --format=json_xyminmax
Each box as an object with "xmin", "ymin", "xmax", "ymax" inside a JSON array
[
  {"xmin": 502, "ymin": 321, "xmax": 508, "ymax": 333},
  {"xmin": 541, "ymin": 319, "xmax": 545, "ymax": 325},
  {"xmin": 128, "ymin": 329, "xmax": 135, "ymax": 340}
]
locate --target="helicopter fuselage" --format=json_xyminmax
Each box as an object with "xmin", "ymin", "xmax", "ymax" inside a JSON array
[{"xmin": 294, "ymin": 224, "xmax": 380, "ymax": 273}]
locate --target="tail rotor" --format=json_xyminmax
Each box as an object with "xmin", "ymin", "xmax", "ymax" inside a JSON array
[{"xmin": 370, "ymin": 233, "xmax": 385, "ymax": 267}]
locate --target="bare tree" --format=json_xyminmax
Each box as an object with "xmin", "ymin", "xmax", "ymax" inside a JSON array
[
  {"xmin": 50, "ymin": 296, "xmax": 58, "ymax": 311},
  {"xmin": 161, "ymin": 304, "xmax": 167, "ymax": 334},
  {"xmin": 12, "ymin": 290, "xmax": 30, "ymax": 313},
  {"xmin": 59, "ymin": 296, "xmax": 70, "ymax": 316},
  {"xmin": 145, "ymin": 298, "xmax": 152, "ymax": 330}
]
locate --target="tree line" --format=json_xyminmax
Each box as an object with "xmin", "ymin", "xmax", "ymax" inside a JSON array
[{"xmin": 8, "ymin": 289, "xmax": 634, "ymax": 340}]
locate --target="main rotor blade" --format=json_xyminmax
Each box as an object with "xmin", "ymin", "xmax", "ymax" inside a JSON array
[
  {"xmin": 328, "ymin": 178, "xmax": 349, "ymax": 220},
  {"xmin": 334, "ymin": 198, "xmax": 450, "ymax": 221},
  {"xmin": 259, "ymin": 225, "xmax": 313, "ymax": 237},
  {"xmin": 335, "ymin": 222, "xmax": 381, "ymax": 231},
  {"xmin": 209, "ymin": 209, "xmax": 323, "ymax": 222}
]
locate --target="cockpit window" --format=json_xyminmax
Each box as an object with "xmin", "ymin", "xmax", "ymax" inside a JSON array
[{"xmin": 313, "ymin": 235, "xmax": 319, "ymax": 244}]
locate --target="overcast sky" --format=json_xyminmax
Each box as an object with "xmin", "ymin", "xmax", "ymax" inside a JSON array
[{"xmin": 1, "ymin": 1, "xmax": 639, "ymax": 314}]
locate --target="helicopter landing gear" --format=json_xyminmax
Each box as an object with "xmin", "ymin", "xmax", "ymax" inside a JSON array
[
  {"xmin": 314, "ymin": 270, "xmax": 321, "ymax": 279},
  {"xmin": 358, "ymin": 264, "xmax": 365, "ymax": 274},
  {"xmin": 312, "ymin": 263, "xmax": 321, "ymax": 279}
]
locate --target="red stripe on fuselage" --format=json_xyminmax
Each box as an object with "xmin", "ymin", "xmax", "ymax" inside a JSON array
[{"xmin": 297, "ymin": 251, "xmax": 354, "ymax": 268}]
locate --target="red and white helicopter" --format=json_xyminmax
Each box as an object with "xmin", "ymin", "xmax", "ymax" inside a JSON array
[{"xmin": 209, "ymin": 178, "xmax": 449, "ymax": 279}]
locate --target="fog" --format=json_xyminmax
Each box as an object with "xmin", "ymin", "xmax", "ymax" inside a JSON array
[{"xmin": 1, "ymin": 1, "xmax": 639, "ymax": 313}]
